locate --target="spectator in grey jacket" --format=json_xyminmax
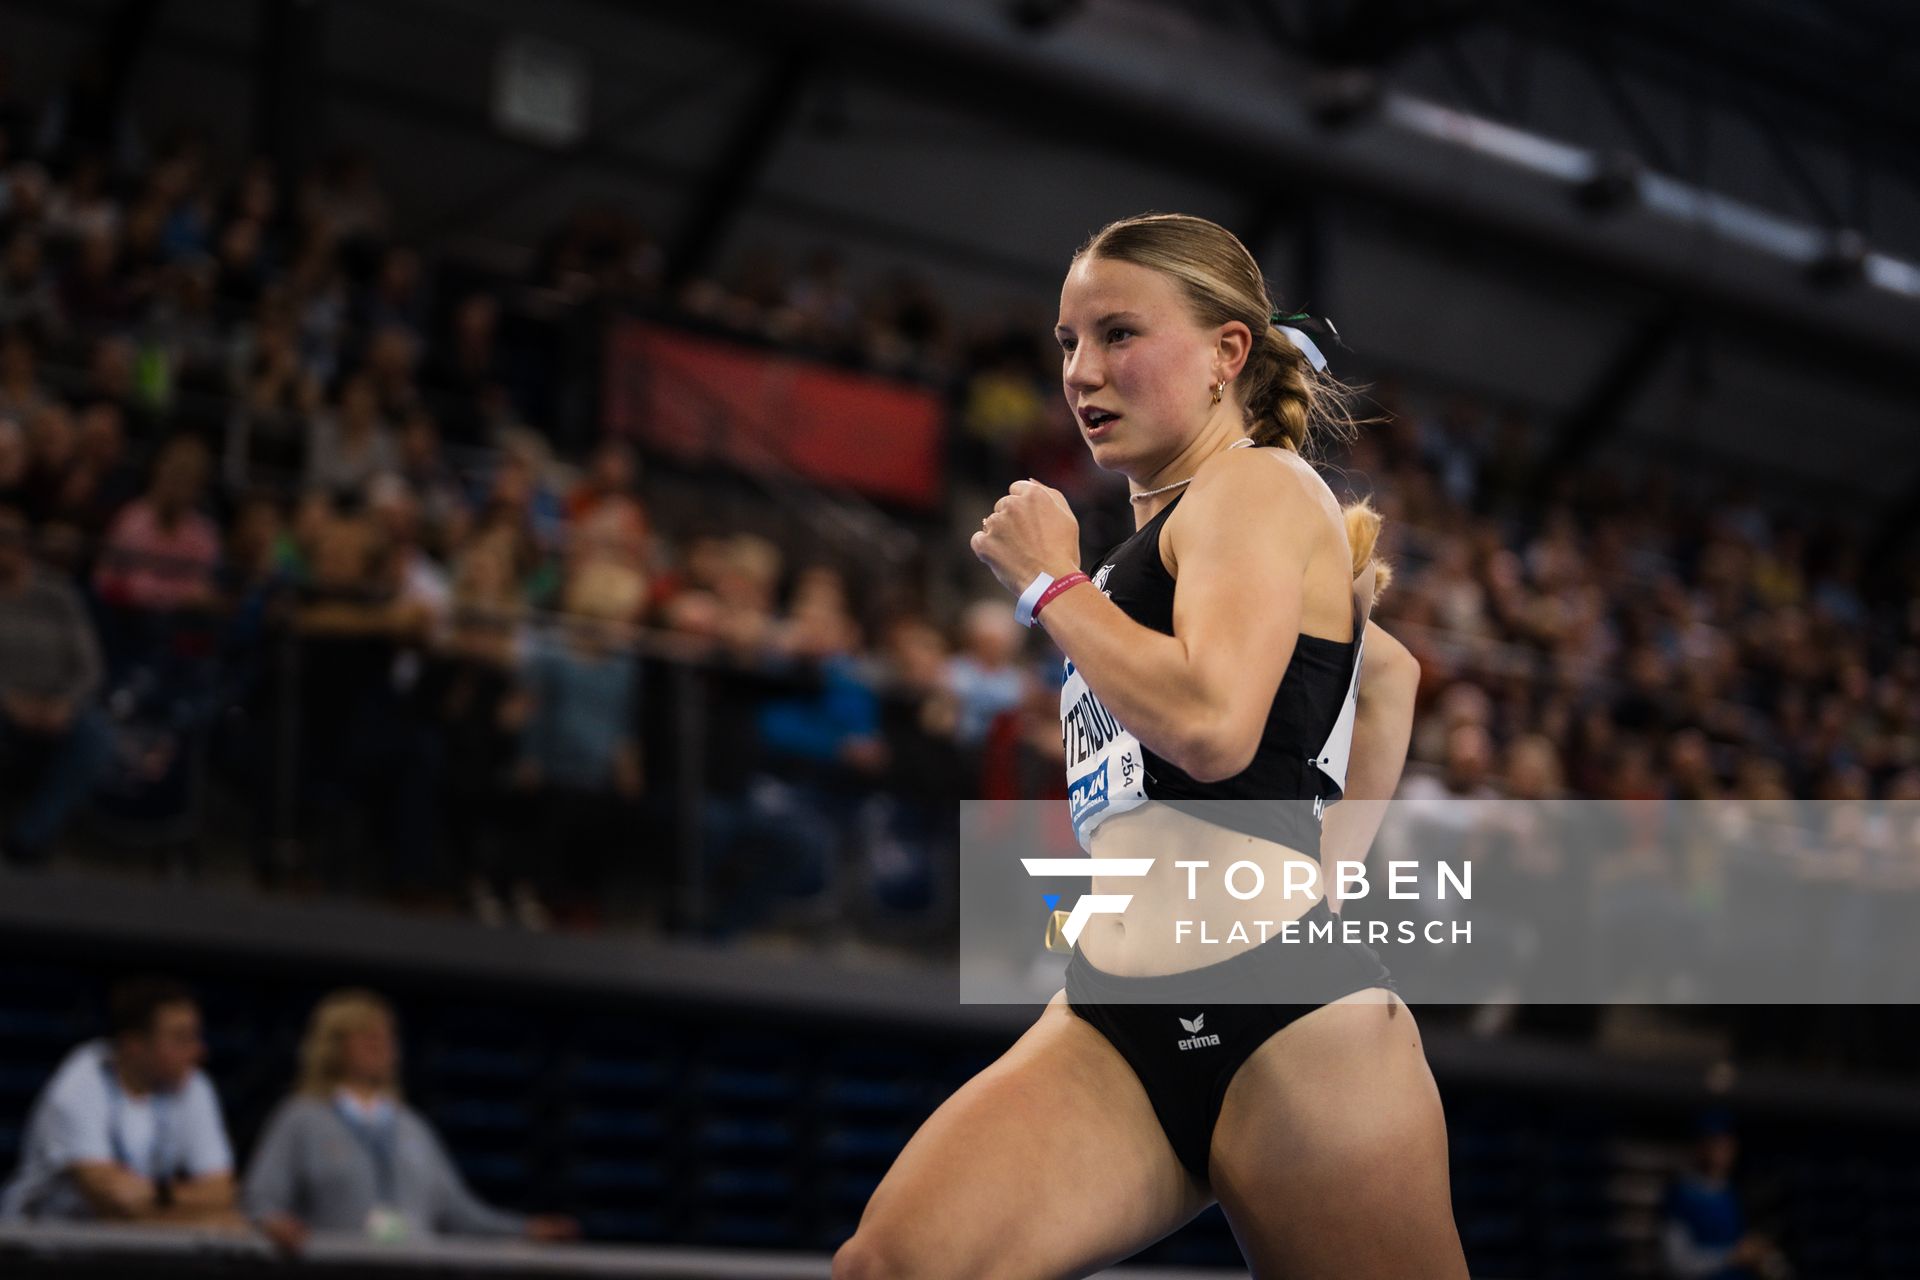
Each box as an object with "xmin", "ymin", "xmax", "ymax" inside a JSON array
[
  {"xmin": 0, "ymin": 501, "xmax": 112, "ymax": 866},
  {"xmin": 243, "ymin": 989, "xmax": 577, "ymax": 1252}
]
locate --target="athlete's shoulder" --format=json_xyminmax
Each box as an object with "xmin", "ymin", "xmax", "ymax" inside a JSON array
[{"xmin": 1183, "ymin": 443, "xmax": 1330, "ymax": 519}]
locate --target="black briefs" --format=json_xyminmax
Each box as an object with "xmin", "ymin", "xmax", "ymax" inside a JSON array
[{"xmin": 1064, "ymin": 897, "xmax": 1395, "ymax": 1186}]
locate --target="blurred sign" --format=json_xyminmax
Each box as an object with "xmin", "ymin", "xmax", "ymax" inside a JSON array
[
  {"xmin": 604, "ymin": 321, "xmax": 947, "ymax": 509},
  {"xmin": 494, "ymin": 37, "xmax": 589, "ymax": 147}
]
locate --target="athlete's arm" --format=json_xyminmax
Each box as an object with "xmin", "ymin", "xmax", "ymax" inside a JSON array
[
  {"xmin": 1321, "ymin": 621, "xmax": 1419, "ymax": 911},
  {"xmin": 1029, "ymin": 451, "xmax": 1318, "ymax": 782}
]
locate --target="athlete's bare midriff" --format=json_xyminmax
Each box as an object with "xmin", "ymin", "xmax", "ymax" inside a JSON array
[{"xmin": 1077, "ymin": 801, "xmax": 1325, "ymax": 977}]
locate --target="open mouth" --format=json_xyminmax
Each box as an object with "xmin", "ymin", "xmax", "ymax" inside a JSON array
[{"xmin": 1080, "ymin": 408, "xmax": 1120, "ymax": 437}]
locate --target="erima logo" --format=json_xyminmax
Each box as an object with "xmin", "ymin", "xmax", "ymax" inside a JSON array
[
  {"xmin": 1092, "ymin": 564, "xmax": 1114, "ymax": 593},
  {"xmin": 1177, "ymin": 1013, "xmax": 1221, "ymax": 1051}
]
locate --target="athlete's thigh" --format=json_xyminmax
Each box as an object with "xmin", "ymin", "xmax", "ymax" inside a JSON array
[
  {"xmin": 1208, "ymin": 992, "xmax": 1468, "ymax": 1280},
  {"xmin": 842, "ymin": 990, "xmax": 1211, "ymax": 1280}
]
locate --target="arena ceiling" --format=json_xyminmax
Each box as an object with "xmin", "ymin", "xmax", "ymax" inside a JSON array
[{"xmin": 5, "ymin": 0, "xmax": 1918, "ymax": 540}]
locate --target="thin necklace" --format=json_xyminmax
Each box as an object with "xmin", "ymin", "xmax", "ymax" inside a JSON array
[{"xmin": 1129, "ymin": 437, "xmax": 1256, "ymax": 503}]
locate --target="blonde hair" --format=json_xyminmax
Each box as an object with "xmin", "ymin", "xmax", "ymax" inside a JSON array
[
  {"xmin": 1079, "ymin": 212, "xmax": 1387, "ymax": 586},
  {"xmin": 1343, "ymin": 496, "xmax": 1392, "ymax": 593},
  {"xmin": 1076, "ymin": 212, "xmax": 1365, "ymax": 455},
  {"xmin": 295, "ymin": 989, "xmax": 399, "ymax": 1098}
]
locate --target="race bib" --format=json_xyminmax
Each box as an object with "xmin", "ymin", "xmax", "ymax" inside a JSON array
[{"xmin": 1060, "ymin": 657, "xmax": 1149, "ymax": 850}]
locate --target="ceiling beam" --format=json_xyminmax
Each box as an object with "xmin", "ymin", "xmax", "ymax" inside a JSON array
[{"xmin": 663, "ymin": 55, "xmax": 811, "ymax": 293}]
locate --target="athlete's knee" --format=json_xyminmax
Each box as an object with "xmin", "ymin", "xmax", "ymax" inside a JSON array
[
  {"xmin": 833, "ymin": 1229, "xmax": 917, "ymax": 1280},
  {"xmin": 833, "ymin": 1227, "xmax": 982, "ymax": 1280}
]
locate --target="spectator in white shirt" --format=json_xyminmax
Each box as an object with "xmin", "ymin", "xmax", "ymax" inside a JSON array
[{"xmin": 0, "ymin": 977, "xmax": 237, "ymax": 1224}]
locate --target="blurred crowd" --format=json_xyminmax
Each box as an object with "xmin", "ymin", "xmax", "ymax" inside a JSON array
[{"xmin": 0, "ymin": 71, "xmax": 1916, "ymax": 949}]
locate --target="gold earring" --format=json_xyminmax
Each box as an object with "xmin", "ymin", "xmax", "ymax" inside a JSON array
[{"xmin": 1210, "ymin": 380, "xmax": 1225, "ymax": 406}]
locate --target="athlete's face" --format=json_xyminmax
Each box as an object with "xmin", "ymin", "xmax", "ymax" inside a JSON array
[{"xmin": 1056, "ymin": 255, "xmax": 1222, "ymax": 476}]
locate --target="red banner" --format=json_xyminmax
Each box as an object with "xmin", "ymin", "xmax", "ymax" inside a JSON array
[{"xmin": 603, "ymin": 321, "xmax": 946, "ymax": 509}]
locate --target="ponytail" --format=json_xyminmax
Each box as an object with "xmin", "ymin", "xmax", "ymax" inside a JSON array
[
  {"xmin": 1241, "ymin": 322, "xmax": 1365, "ymax": 459},
  {"xmin": 1342, "ymin": 496, "xmax": 1392, "ymax": 593}
]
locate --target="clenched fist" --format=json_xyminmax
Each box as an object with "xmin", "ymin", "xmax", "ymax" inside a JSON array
[{"xmin": 969, "ymin": 479, "xmax": 1082, "ymax": 597}]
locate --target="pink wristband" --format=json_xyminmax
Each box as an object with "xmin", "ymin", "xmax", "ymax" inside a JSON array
[{"xmin": 1030, "ymin": 571, "xmax": 1090, "ymax": 623}]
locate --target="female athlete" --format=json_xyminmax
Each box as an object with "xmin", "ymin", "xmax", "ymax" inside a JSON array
[{"xmin": 834, "ymin": 213, "xmax": 1468, "ymax": 1279}]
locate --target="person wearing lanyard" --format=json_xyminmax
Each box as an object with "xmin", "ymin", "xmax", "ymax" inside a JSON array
[
  {"xmin": 0, "ymin": 977, "xmax": 238, "ymax": 1224},
  {"xmin": 244, "ymin": 988, "xmax": 578, "ymax": 1253}
]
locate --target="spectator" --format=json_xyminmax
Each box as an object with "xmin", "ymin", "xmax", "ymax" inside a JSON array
[
  {"xmin": 0, "ymin": 977, "xmax": 236, "ymax": 1225},
  {"xmin": 1659, "ymin": 1111, "xmax": 1786, "ymax": 1279},
  {"xmin": 60, "ymin": 226, "xmax": 137, "ymax": 336},
  {"xmin": 245, "ymin": 989, "xmax": 577, "ymax": 1250},
  {"xmin": 487, "ymin": 430, "xmax": 567, "ymax": 556},
  {"xmin": 394, "ymin": 409, "xmax": 465, "ymax": 536},
  {"xmin": 93, "ymin": 434, "xmax": 221, "ymax": 612},
  {"xmin": 58, "ymin": 400, "xmax": 139, "ymax": 536},
  {"xmin": 0, "ymin": 503, "xmax": 111, "ymax": 866},
  {"xmin": 511, "ymin": 560, "xmax": 646, "ymax": 925},
  {"xmin": 226, "ymin": 307, "xmax": 321, "ymax": 490},
  {"xmin": 421, "ymin": 291, "xmax": 504, "ymax": 447},
  {"xmin": 362, "ymin": 247, "xmax": 425, "ymax": 337},
  {"xmin": 288, "ymin": 508, "xmax": 437, "ymax": 892},
  {"xmin": 565, "ymin": 437, "xmax": 648, "ymax": 573},
  {"xmin": 363, "ymin": 323, "xmax": 422, "ymax": 423},
  {"xmin": 82, "ymin": 334, "xmax": 163, "ymax": 443},
  {"xmin": 367, "ymin": 473, "xmax": 450, "ymax": 627},
  {"xmin": 212, "ymin": 216, "xmax": 267, "ymax": 313},
  {"xmin": 870, "ymin": 616, "xmax": 963, "ymax": 910},
  {"xmin": 0, "ymin": 226, "xmax": 62, "ymax": 338},
  {"xmin": 944, "ymin": 599, "xmax": 1029, "ymax": 747},
  {"xmin": 706, "ymin": 574, "xmax": 886, "ymax": 934},
  {"xmin": 0, "ymin": 327, "xmax": 50, "ymax": 423},
  {"xmin": 20, "ymin": 402, "xmax": 77, "ymax": 525},
  {"xmin": 306, "ymin": 370, "xmax": 397, "ymax": 501},
  {"xmin": 431, "ymin": 534, "xmax": 531, "ymax": 921},
  {"xmin": 707, "ymin": 532, "xmax": 782, "ymax": 657},
  {"xmin": 299, "ymin": 149, "xmax": 391, "ymax": 243},
  {"xmin": 0, "ymin": 416, "xmax": 26, "ymax": 509}
]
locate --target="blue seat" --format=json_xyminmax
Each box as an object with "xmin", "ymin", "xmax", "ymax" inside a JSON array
[
  {"xmin": 431, "ymin": 1099, "xmax": 532, "ymax": 1133},
  {"xmin": 697, "ymin": 1116, "xmax": 794, "ymax": 1152},
  {"xmin": 579, "ymin": 1209, "xmax": 666, "ymax": 1240},
  {"xmin": 569, "ymin": 1159, "xmax": 668, "ymax": 1193},
  {"xmin": 697, "ymin": 1065, "xmax": 797, "ymax": 1103},
  {"xmin": 565, "ymin": 1107, "xmax": 667, "ymax": 1142},
  {"xmin": 820, "ymin": 1123, "xmax": 909, "ymax": 1161},
  {"xmin": 820, "ymin": 1076, "xmax": 923, "ymax": 1111},
  {"xmin": 566, "ymin": 1057, "xmax": 672, "ymax": 1092},
  {"xmin": 823, "ymin": 1171, "xmax": 881, "ymax": 1205},
  {"xmin": 453, "ymin": 1152, "xmax": 528, "ymax": 1185},
  {"xmin": 697, "ymin": 1167, "xmax": 796, "ymax": 1199},
  {"xmin": 695, "ymin": 1212, "xmax": 794, "ymax": 1246},
  {"xmin": 422, "ymin": 1045, "xmax": 539, "ymax": 1083}
]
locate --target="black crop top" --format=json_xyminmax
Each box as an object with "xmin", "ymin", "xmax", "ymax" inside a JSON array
[{"xmin": 1058, "ymin": 490, "xmax": 1365, "ymax": 853}]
